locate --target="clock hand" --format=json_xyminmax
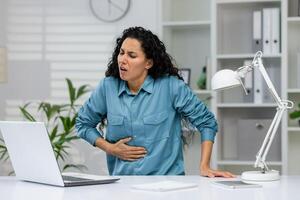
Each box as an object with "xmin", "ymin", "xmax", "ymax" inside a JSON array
[
  {"xmin": 108, "ymin": 0, "xmax": 112, "ymax": 15},
  {"xmin": 109, "ymin": 0, "xmax": 125, "ymax": 12}
]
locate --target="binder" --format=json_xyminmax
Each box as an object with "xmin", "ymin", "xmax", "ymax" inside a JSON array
[
  {"xmin": 253, "ymin": 10, "xmax": 262, "ymax": 52},
  {"xmin": 0, "ymin": 48, "xmax": 6, "ymax": 82},
  {"xmin": 271, "ymin": 8, "xmax": 280, "ymax": 54},
  {"xmin": 297, "ymin": 52, "xmax": 300, "ymax": 88},
  {"xmin": 243, "ymin": 60, "xmax": 253, "ymax": 102},
  {"xmin": 254, "ymin": 64, "xmax": 263, "ymax": 103},
  {"xmin": 263, "ymin": 8, "xmax": 272, "ymax": 55}
]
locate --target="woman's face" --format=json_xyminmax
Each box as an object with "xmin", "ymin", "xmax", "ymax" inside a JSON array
[{"xmin": 117, "ymin": 38, "xmax": 153, "ymax": 83}]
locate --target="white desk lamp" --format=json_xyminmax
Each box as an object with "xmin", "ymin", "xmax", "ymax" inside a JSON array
[{"xmin": 212, "ymin": 51, "xmax": 293, "ymax": 181}]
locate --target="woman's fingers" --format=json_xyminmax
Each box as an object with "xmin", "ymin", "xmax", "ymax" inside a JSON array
[
  {"xmin": 129, "ymin": 146, "xmax": 147, "ymax": 151},
  {"xmin": 129, "ymin": 150, "xmax": 147, "ymax": 155},
  {"xmin": 113, "ymin": 138, "xmax": 148, "ymax": 161},
  {"xmin": 125, "ymin": 149, "xmax": 147, "ymax": 159},
  {"xmin": 210, "ymin": 170, "xmax": 236, "ymax": 178},
  {"xmin": 224, "ymin": 171, "xmax": 236, "ymax": 178},
  {"xmin": 200, "ymin": 167, "xmax": 236, "ymax": 178},
  {"xmin": 118, "ymin": 137, "xmax": 132, "ymax": 144},
  {"xmin": 128, "ymin": 154, "xmax": 146, "ymax": 159},
  {"xmin": 121, "ymin": 153, "xmax": 146, "ymax": 161}
]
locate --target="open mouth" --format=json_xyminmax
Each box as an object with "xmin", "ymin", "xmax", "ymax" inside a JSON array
[{"xmin": 120, "ymin": 66, "xmax": 128, "ymax": 71}]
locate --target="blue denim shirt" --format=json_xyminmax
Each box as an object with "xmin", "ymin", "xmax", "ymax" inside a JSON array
[{"xmin": 76, "ymin": 75, "xmax": 218, "ymax": 175}]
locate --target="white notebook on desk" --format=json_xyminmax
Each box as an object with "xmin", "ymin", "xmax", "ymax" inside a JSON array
[
  {"xmin": 212, "ymin": 180, "xmax": 262, "ymax": 189},
  {"xmin": 131, "ymin": 181, "xmax": 198, "ymax": 192}
]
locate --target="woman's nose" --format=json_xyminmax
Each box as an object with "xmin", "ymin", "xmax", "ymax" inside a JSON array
[{"xmin": 119, "ymin": 54, "xmax": 127, "ymax": 64}]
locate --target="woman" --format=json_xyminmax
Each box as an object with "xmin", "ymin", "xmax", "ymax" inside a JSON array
[{"xmin": 76, "ymin": 26, "xmax": 234, "ymax": 177}]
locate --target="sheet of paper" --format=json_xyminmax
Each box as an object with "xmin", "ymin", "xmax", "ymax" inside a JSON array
[{"xmin": 131, "ymin": 180, "xmax": 198, "ymax": 192}]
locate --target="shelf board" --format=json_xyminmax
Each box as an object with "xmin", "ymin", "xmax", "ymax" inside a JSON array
[
  {"xmin": 288, "ymin": 127, "xmax": 300, "ymax": 132},
  {"xmin": 287, "ymin": 88, "xmax": 300, "ymax": 93},
  {"xmin": 162, "ymin": 20, "xmax": 211, "ymax": 27},
  {"xmin": 217, "ymin": 103, "xmax": 277, "ymax": 108},
  {"xmin": 216, "ymin": 0, "xmax": 280, "ymax": 4},
  {"xmin": 193, "ymin": 89, "xmax": 212, "ymax": 94},
  {"xmin": 217, "ymin": 53, "xmax": 281, "ymax": 59},
  {"xmin": 217, "ymin": 160, "xmax": 282, "ymax": 166},
  {"xmin": 287, "ymin": 17, "xmax": 300, "ymax": 23}
]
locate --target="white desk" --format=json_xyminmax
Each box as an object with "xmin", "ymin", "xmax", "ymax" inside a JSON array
[{"xmin": 1, "ymin": 176, "xmax": 300, "ymax": 200}]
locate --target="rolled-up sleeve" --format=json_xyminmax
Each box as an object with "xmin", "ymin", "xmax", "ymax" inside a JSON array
[
  {"xmin": 171, "ymin": 77, "xmax": 218, "ymax": 142},
  {"xmin": 76, "ymin": 79, "xmax": 107, "ymax": 145}
]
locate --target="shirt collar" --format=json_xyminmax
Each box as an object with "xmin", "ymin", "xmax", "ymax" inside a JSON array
[
  {"xmin": 118, "ymin": 80, "xmax": 127, "ymax": 96},
  {"xmin": 118, "ymin": 75, "xmax": 154, "ymax": 96},
  {"xmin": 141, "ymin": 75, "xmax": 154, "ymax": 94}
]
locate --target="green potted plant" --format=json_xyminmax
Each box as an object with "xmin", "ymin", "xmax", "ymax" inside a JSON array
[
  {"xmin": 0, "ymin": 78, "xmax": 90, "ymax": 174},
  {"xmin": 289, "ymin": 102, "xmax": 300, "ymax": 126}
]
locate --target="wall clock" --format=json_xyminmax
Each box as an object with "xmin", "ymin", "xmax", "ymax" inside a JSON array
[{"xmin": 89, "ymin": 0, "xmax": 131, "ymax": 22}]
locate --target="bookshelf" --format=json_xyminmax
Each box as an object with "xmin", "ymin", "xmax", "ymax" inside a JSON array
[
  {"xmin": 160, "ymin": 0, "xmax": 300, "ymax": 175},
  {"xmin": 212, "ymin": 0, "xmax": 286, "ymax": 174}
]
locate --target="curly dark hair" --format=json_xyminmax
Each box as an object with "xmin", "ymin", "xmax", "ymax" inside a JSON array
[{"xmin": 105, "ymin": 26, "xmax": 183, "ymax": 80}]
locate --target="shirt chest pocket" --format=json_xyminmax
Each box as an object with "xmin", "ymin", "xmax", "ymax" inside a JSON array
[
  {"xmin": 106, "ymin": 114, "xmax": 127, "ymax": 142},
  {"xmin": 143, "ymin": 111, "xmax": 169, "ymax": 143}
]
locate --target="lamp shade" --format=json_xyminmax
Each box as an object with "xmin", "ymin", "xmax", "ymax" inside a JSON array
[{"xmin": 211, "ymin": 69, "xmax": 241, "ymax": 91}]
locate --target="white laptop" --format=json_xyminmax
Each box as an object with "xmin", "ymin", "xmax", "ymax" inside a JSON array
[{"xmin": 0, "ymin": 121, "xmax": 119, "ymax": 187}]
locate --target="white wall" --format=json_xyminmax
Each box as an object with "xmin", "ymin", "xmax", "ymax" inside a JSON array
[{"xmin": 0, "ymin": 0, "xmax": 159, "ymax": 175}]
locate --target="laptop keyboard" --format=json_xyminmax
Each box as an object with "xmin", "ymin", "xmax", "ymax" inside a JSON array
[{"xmin": 62, "ymin": 175, "xmax": 92, "ymax": 182}]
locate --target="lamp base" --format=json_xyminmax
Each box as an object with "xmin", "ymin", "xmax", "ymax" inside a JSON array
[{"xmin": 241, "ymin": 170, "xmax": 280, "ymax": 181}]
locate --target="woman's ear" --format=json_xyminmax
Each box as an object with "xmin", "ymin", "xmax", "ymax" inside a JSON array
[{"xmin": 145, "ymin": 59, "xmax": 153, "ymax": 69}]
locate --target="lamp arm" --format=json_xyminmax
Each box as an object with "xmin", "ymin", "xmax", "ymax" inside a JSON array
[
  {"xmin": 252, "ymin": 52, "xmax": 293, "ymax": 172},
  {"xmin": 254, "ymin": 107, "xmax": 285, "ymax": 171},
  {"xmin": 255, "ymin": 55, "xmax": 283, "ymax": 106}
]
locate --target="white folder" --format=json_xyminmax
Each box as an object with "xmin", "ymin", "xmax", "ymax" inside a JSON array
[
  {"xmin": 253, "ymin": 10, "xmax": 262, "ymax": 52},
  {"xmin": 243, "ymin": 60, "xmax": 253, "ymax": 102},
  {"xmin": 271, "ymin": 8, "xmax": 280, "ymax": 54},
  {"xmin": 243, "ymin": 60, "xmax": 253, "ymax": 90},
  {"xmin": 0, "ymin": 48, "xmax": 6, "ymax": 82},
  {"xmin": 263, "ymin": 8, "xmax": 272, "ymax": 55},
  {"xmin": 254, "ymin": 64, "xmax": 263, "ymax": 103},
  {"xmin": 297, "ymin": 52, "xmax": 300, "ymax": 88}
]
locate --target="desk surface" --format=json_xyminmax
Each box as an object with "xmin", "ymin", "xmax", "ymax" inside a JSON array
[{"xmin": 1, "ymin": 176, "xmax": 300, "ymax": 200}]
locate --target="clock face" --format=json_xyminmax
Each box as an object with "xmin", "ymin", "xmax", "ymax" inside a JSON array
[{"xmin": 89, "ymin": 0, "xmax": 131, "ymax": 22}]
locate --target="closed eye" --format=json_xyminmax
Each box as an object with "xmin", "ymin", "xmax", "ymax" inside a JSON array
[{"xmin": 128, "ymin": 53, "xmax": 137, "ymax": 58}]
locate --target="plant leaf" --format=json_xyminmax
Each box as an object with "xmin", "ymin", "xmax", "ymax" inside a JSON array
[
  {"xmin": 290, "ymin": 111, "xmax": 300, "ymax": 119},
  {"xmin": 19, "ymin": 104, "xmax": 36, "ymax": 121},
  {"xmin": 76, "ymin": 85, "xmax": 90, "ymax": 100},
  {"xmin": 64, "ymin": 135, "xmax": 78, "ymax": 142},
  {"xmin": 66, "ymin": 78, "xmax": 76, "ymax": 106},
  {"xmin": 62, "ymin": 164, "xmax": 87, "ymax": 172},
  {"xmin": 38, "ymin": 102, "xmax": 67, "ymax": 122},
  {"xmin": 49, "ymin": 125, "xmax": 58, "ymax": 141},
  {"xmin": 8, "ymin": 171, "xmax": 15, "ymax": 176},
  {"xmin": 15, "ymin": 79, "xmax": 90, "ymax": 170}
]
